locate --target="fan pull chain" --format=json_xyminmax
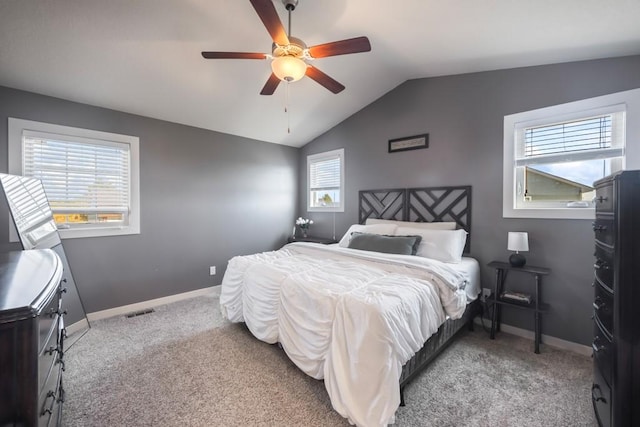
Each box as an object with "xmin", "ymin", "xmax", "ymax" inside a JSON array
[{"xmin": 286, "ymin": 81, "xmax": 291, "ymax": 134}]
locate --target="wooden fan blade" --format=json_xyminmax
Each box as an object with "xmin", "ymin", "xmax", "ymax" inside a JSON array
[
  {"xmin": 201, "ymin": 52, "xmax": 266, "ymax": 60},
  {"xmin": 260, "ymin": 73, "xmax": 281, "ymax": 95},
  {"xmin": 249, "ymin": 0, "xmax": 289, "ymax": 46},
  {"xmin": 305, "ymin": 66, "xmax": 345, "ymax": 94},
  {"xmin": 308, "ymin": 36, "xmax": 371, "ymax": 58}
]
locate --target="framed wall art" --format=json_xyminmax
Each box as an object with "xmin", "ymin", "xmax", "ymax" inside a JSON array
[{"xmin": 388, "ymin": 133, "xmax": 429, "ymax": 153}]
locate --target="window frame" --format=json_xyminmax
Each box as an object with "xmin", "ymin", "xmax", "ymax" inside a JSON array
[
  {"xmin": 8, "ymin": 118, "xmax": 140, "ymax": 239},
  {"xmin": 502, "ymin": 91, "xmax": 639, "ymax": 220},
  {"xmin": 307, "ymin": 148, "xmax": 345, "ymax": 213}
]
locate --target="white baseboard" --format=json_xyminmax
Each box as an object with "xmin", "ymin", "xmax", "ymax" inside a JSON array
[
  {"xmin": 87, "ymin": 286, "xmax": 219, "ymax": 322},
  {"xmin": 66, "ymin": 317, "xmax": 89, "ymax": 335},
  {"xmin": 474, "ymin": 318, "xmax": 591, "ymax": 357}
]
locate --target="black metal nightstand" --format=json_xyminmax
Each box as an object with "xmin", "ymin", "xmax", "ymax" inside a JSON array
[
  {"xmin": 287, "ymin": 235, "xmax": 338, "ymax": 244},
  {"xmin": 487, "ymin": 261, "xmax": 551, "ymax": 353}
]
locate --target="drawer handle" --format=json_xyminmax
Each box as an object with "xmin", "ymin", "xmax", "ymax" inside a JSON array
[
  {"xmin": 594, "ymin": 261, "xmax": 610, "ymax": 270},
  {"xmin": 593, "ymin": 297, "xmax": 605, "ymax": 311},
  {"xmin": 592, "ymin": 342, "xmax": 605, "ymax": 354},
  {"xmin": 592, "ymin": 223, "xmax": 608, "ymax": 232},
  {"xmin": 45, "ymin": 345, "xmax": 60, "ymax": 356},
  {"xmin": 591, "ymin": 384, "xmax": 607, "ymax": 403}
]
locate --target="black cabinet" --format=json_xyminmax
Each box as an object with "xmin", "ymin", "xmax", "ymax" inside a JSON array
[
  {"xmin": 592, "ymin": 170, "xmax": 640, "ymax": 427},
  {"xmin": 0, "ymin": 250, "xmax": 65, "ymax": 427}
]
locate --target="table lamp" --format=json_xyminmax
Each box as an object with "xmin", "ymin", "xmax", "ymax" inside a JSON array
[{"xmin": 508, "ymin": 232, "xmax": 529, "ymax": 267}]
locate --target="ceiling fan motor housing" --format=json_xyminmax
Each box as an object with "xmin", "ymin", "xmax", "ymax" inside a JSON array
[{"xmin": 272, "ymin": 36, "xmax": 306, "ymax": 58}]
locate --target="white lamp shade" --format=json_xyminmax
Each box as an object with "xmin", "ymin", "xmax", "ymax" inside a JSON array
[
  {"xmin": 271, "ymin": 56, "xmax": 307, "ymax": 82},
  {"xmin": 507, "ymin": 232, "xmax": 529, "ymax": 252}
]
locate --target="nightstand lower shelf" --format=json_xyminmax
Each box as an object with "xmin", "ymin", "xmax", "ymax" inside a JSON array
[{"xmin": 492, "ymin": 296, "xmax": 550, "ymax": 312}]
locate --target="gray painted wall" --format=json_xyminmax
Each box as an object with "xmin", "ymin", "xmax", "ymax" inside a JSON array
[
  {"xmin": 0, "ymin": 85, "xmax": 299, "ymax": 313},
  {"xmin": 299, "ymin": 55, "xmax": 640, "ymax": 346}
]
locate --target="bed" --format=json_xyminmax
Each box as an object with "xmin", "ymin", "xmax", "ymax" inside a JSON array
[{"xmin": 219, "ymin": 186, "xmax": 481, "ymax": 426}]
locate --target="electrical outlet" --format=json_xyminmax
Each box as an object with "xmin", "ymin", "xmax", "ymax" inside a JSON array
[
  {"xmin": 209, "ymin": 266, "xmax": 216, "ymax": 276},
  {"xmin": 482, "ymin": 288, "xmax": 492, "ymax": 302}
]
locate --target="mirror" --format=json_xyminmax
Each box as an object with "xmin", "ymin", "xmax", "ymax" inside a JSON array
[{"xmin": 0, "ymin": 173, "xmax": 89, "ymax": 347}]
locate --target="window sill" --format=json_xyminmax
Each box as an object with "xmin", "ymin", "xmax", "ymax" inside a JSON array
[
  {"xmin": 308, "ymin": 207, "xmax": 344, "ymax": 213},
  {"xmin": 58, "ymin": 225, "xmax": 140, "ymax": 239},
  {"xmin": 10, "ymin": 225, "xmax": 140, "ymax": 243},
  {"xmin": 503, "ymin": 206, "xmax": 595, "ymax": 220}
]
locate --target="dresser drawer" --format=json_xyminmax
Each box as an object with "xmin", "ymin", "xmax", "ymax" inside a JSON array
[
  {"xmin": 38, "ymin": 361, "xmax": 62, "ymax": 426},
  {"xmin": 594, "ymin": 259, "xmax": 614, "ymax": 291},
  {"xmin": 39, "ymin": 293, "xmax": 60, "ymax": 353},
  {"xmin": 593, "ymin": 218, "xmax": 615, "ymax": 248},
  {"xmin": 38, "ymin": 318, "xmax": 60, "ymax": 393},
  {"xmin": 593, "ymin": 321, "xmax": 612, "ymax": 386},
  {"xmin": 594, "ymin": 243, "xmax": 614, "ymax": 290},
  {"xmin": 594, "ymin": 183, "xmax": 614, "ymax": 213},
  {"xmin": 39, "ymin": 349, "xmax": 61, "ymax": 405},
  {"xmin": 593, "ymin": 283, "xmax": 613, "ymax": 337}
]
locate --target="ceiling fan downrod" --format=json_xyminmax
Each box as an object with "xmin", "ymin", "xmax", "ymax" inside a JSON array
[{"xmin": 282, "ymin": 0, "xmax": 298, "ymax": 37}]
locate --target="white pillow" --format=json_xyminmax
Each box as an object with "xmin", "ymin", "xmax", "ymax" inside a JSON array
[
  {"xmin": 338, "ymin": 223, "xmax": 398, "ymax": 247},
  {"xmin": 395, "ymin": 226, "xmax": 467, "ymax": 263},
  {"xmin": 366, "ymin": 218, "xmax": 457, "ymax": 230}
]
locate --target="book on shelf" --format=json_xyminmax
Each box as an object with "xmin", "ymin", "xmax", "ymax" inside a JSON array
[{"xmin": 500, "ymin": 291, "xmax": 532, "ymax": 304}]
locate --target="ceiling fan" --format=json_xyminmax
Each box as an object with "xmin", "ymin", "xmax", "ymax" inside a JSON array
[{"xmin": 201, "ymin": 0, "xmax": 371, "ymax": 95}]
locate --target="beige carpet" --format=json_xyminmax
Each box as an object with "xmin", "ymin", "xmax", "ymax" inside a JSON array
[{"xmin": 62, "ymin": 294, "xmax": 596, "ymax": 426}]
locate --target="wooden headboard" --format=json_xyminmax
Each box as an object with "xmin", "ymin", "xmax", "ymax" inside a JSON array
[{"xmin": 358, "ymin": 186, "xmax": 472, "ymax": 253}]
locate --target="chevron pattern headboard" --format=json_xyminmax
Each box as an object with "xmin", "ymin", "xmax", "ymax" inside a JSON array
[{"xmin": 358, "ymin": 186, "xmax": 472, "ymax": 253}]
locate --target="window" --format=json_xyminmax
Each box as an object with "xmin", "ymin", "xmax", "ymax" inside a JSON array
[
  {"xmin": 8, "ymin": 118, "xmax": 140, "ymax": 239},
  {"xmin": 307, "ymin": 148, "xmax": 344, "ymax": 212},
  {"xmin": 502, "ymin": 89, "xmax": 640, "ymax": 219}
]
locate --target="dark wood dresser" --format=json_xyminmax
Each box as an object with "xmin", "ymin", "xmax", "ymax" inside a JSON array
[
  {"xmin": 0, "ymin": 249, "xmax": 66, "ymax": 427},
  {"xmin": 592, "ymin": 170, "xmax": 640, "ymax": 427}
]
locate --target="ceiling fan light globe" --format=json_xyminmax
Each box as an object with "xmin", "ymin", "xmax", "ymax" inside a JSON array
[{"xmin": 271, "ymin": 56, "xmax": 307, "ymax": 82}]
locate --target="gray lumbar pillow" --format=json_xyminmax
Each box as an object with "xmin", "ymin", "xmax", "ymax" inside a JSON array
[{"xmin": 347, "ymin": 232, "xmax": 422, "ymax": 255}]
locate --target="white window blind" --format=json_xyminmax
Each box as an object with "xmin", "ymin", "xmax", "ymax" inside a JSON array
[
  {"xmin": 23, "ymin": 131, "xmax": 131, "ymax": 220},
  {"xmin": 515, "ymin": 112, "xmax": 624, "ymax": 167},
  {"xmin": 310, "ymin": 156, "xmax": 340, "ymax": 193},
  {"xmin": 307, "ymin": 149, "xmax": 344, "ymax": 212}
]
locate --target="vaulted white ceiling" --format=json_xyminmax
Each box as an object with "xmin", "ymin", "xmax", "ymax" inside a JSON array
[{"xmin": 1, "ymin": 0, "xmax": 639, "ymax": 147}]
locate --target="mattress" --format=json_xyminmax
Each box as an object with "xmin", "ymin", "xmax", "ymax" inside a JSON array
[{"xmin": 454, "ymin": 256, "xmax": 481, "ymax": 302}]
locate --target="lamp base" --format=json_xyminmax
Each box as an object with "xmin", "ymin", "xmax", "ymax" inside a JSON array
[{"xmin": 509, "ymin": 253, "xmax": 526, "ymax": 268}]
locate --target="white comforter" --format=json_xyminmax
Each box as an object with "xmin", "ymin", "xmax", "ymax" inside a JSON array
[{"xmin": 220, "ymin": 242, "xmax": 469, "ymax": 427}]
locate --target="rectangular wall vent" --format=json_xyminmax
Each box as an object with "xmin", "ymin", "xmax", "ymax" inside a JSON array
[{"xmin": 125, "ymin": 308, "xmax": 155, "ymax": 318}]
